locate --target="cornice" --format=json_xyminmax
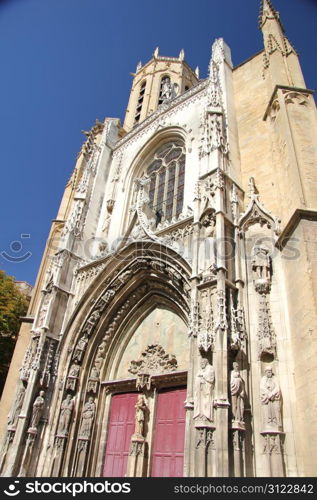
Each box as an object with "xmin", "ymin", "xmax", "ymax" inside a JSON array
[{"xmin": 275, "ymin": 209, "xmax": 317, "ymax": 250}]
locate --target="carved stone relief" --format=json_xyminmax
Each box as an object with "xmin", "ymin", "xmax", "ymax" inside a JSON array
[{"xmin": 128, "ymin": 344, "xmax": 178, "ymax": 390}]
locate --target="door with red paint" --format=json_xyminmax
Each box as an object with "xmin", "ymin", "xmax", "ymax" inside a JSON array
[
  {"xmin": 151, "ymin": 387, "xmax": 186, "ymax": 477},
  {"xmin": 103, "ymin": 392, "xmax": 137, "ymax": 477}
]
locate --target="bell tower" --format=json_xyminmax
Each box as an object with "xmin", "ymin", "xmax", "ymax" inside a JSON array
[{"xmin": 123, "ymin": 47, "xmax": 199, "ymax": 132}]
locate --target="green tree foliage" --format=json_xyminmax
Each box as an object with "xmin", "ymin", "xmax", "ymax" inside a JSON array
[{"xmin": 0, "ymin": 270, "xmax": 29, "ymax": 395}]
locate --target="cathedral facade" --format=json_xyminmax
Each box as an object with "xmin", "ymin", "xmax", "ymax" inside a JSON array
[{"xmin": 0, "ymin": 1, "xmax": 316, "ymax": 477}]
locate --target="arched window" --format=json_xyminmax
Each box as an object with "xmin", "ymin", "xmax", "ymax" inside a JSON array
[
  {"xmin": 134, "ymin": 81, "xmax": 146, "ymax": 124},
  {"xmin": 146, "ymin": 140, "xmax": 185, "ymax": 222}
]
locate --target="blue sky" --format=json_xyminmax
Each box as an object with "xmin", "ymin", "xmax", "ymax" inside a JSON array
[{"xmin": 0, "ymin": 0, "xmax": 316, "ymax": 285}]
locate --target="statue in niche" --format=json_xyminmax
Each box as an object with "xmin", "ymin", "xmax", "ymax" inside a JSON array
[
  {"xmin": 73, "ymin": 335, "xmax": 88, "ymax": 362},
  {"xmin": 133, "ymin": 394, "xmax": 148, "ymax": 438},
  {"xmin": 57, "ymin": 394, "xmax": 75, "ymax": 436},
  {"xmin": 161, "ymin": 79, "xmax": 172, "ymax": 102},
  {"xmin": 87, "ymin": 365, "xmax": 100, "ymax": 394},
  {"xmin": 252, "ymin": 245, "xmax": 271, "ymax": 281},
  {"xmin": 8, "ymin": 385, "xmax": 26, "ymax": 428},
  {"xmin": 260, "ymin": 367, "xmax": 282, "ymax": 431},
  {"xmin": 29, "ymin": 391, "xmax": 45, "ymax": 430},
  {"xmin": 230, "ymin": 362, "xmax": 245, "ymax": 422},
  {"xmin": 68, "ymin": 361, "xmax": 80, "ymax": 378},
  {"xmin": 200, "ymin": 214, "xmax": 216, "ymax": 279},
  {"xmin": 78, "ymin": 397, "xmax": 96, "ymax": 439},
  {"xmin": 193, "ymin": 358, "xmax": 215, "ymax": 425}
]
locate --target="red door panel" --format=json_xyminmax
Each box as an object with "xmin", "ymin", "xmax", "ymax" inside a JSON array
[
  {"xmin": 102, "ymin": 393, "xmax": 137, "ymax": 477},
  {"xmin": 151, "ymin": 387, "xmax": 186, "ymax": 477}
]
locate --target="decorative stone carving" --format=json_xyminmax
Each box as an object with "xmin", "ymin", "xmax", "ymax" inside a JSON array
[
  {"xmin": 198, "ymin": 288, "xmax": 215, "ymax": 352},
  {"xmin": 200, "ymin": 213, "xmax": 217, "ymax": 281},
  {"xmin": 229, "ymin": 291, "xmax": 246, "ymax": 351},
  {"xmin": 215, "ymin": 289, "xmax": 228, "ymax": 332},
  {"xmin": 133, "ymin": 395, "xmax": 148, "ymax": 439},
  {"xmin": 263, "ymin": 433, "xmax": 282, "ymax": 455},
  {"xmin": 196, "ymin": 427, "xmax": 215, "ymax": 450},
  {"xmin": 57, "ymin": 394, "xmax": 75, "ymax": 436},
  {"xmin": 239, "ymin": 177, "xmax": 280, "ymax": 236},
  {"xmin": 66, "ymin": 361, "xmax": 80, "ymax": 391},
  {"xmin": 95, "ymin": 289, "xmax": 116, "ymax": 313},
  {"xmin": 40, "ymin": 338, "xmax": 57, "ymax": 387},
  {"xmin": 257, "ymin": 294, "xmax": 276, "ymax": 359},
  {"xmin": 230, "ymin": 362, "xmax": 245, "ymax": 423},
  {"xmin": 252, "ymin": 244, "xmax": 272, "ymax": 294},
  {"xmin": 87, "ymin": 366, "xmax": 100, "ymax": 394},
  {"xmin": 8, "ymin": 385, "xmax": 26, "ymax": 429},
  {"xmin": 37, "ymin": 277, "xmax": 53, "ymax": 329},
  {"xmin": 82, "ymin": 310, "xmax": 101, "ymax": 336},
  {"xmin": 260, "ymin": 367, "xmax": 282, "ymax": 433},
  {"xmin": 78, "ymin": 397, "xmax": 96, "ymax": 439},
  {"xmin": 128, "ymin": 344, "xmax": 178, "ymax": 390},
  {"xmin": 193, "ymin": 359, "xmax": 215, "ymax": 427},
  {"xmin": 28, "ymin": 391, "xmax": 45, "ymax": 431},
  {"xmin": 73, "ymin": 335, "xmax": 88, "ymax": 362}
]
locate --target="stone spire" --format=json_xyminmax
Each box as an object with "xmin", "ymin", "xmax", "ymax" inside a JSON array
[{"xmin": 259, "ymin": 0, "xmax": 305, "ymax": 88}]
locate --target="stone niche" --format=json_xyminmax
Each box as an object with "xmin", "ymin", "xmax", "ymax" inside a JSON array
[{"xmin": 113, "ymin": 307, "xmax": 188, "ymax": 380}]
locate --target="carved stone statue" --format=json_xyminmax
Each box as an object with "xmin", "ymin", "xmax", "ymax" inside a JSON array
[
  {"xmin": 78, "ymin": 397, "xmax": 96, "ymax": 439},
  {"xmin": 8, "ymin": 385, "xmax": 26, "ymax": 428},
  {"xmin": 260, "ymin": 367, "xmax": 282, "ymax": 432},
  {"xmin": 193, "ymin": 358, "xmax": 215, "ymax": 425},
  {"xmin": 68, "ymin": 361, "xmax": 80, "ymax": 378},
  {"xmin": 73, "ymin": 336, "xmax": 88, "ymax": 362},
  {"xmin": 200, "ymin": 214, "xmax": 216, "ymax": 279},
  {"xmin": 252, "ymin": 245, "xmax": 271, "ymax": 280},
  {"xmin": 82, "ymin": 310, "xmax": 101, "ymax": 336},
  {"xmin": 230, "ymin": 362, "xmax": 245, "ymax": 422},
  {"xmin": 57, "ymin": 394, "xmax": 74, "ymax": 436},
  {"xmin": 87, "ymin": 366, "xmax": 100, "ymax": 394},
  {"xmin": 161, "ymin": 79, "xmax": 172, "ymax": 102},
  {"xmin": 133, "ymin": 395, "xmax": 148, "ymax": 438},
  {"xmin": 29, "ymin": 391, "xmax": 45, "ymax": 430}
]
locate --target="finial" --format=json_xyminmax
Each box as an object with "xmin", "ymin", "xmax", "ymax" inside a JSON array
[
  {"xmin": 259, "ymin": 0, "xmax": 285, "ymax": 32},
  {"xmin": 153, "ymin": 47, "xmax": 159, "ymax": 58},
  {"xmin": 195, "ymin": 66, "xmax": 200, "ymax": 78},
  {"xmin": 248, "ymin": 177, "xmax": 259, "ymax": 199},
  {"xmin": 178, "ymin": 49, "xmax": 185, "ymax": 61},
  {"xmin": 136, "ymin": 61, "xmax": 142, "ymax": 72}
]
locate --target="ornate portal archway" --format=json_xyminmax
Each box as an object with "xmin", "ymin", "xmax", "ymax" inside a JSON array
[{"xmin": 43, "ymin": 242, "xmax": 191, "ymax": 477}]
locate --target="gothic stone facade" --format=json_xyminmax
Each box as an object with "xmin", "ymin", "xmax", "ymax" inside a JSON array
[{"xmin": 1, "ymin": 1, "xmax": 316, "ymax": 477}]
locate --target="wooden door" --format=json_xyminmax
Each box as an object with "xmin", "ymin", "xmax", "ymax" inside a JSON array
[
  {"xmin": 151, "ymin": 387, "xmax": 186, "ymax": 477},
  {"xmin": 102, "ymin": 392, "xmax": 137, "ymax": 477}
]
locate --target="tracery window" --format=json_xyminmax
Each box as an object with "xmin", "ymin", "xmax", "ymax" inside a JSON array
[{"xmin": 146, "ymin": 141, "xmax": 185, "ymax": 222}]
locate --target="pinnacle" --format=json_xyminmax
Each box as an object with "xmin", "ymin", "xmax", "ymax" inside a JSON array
[{"xmin": 259, "ymin": 0, "xmax": 285, "ymax": 33}]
